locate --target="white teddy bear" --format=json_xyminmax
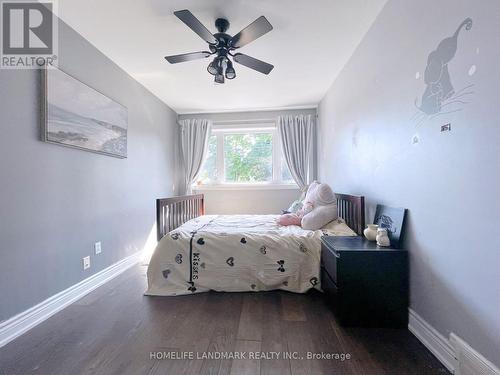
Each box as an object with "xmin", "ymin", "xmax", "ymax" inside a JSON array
[{"xmin": 301, "ymin": 181, "xmax": 338, "ymax": 230}]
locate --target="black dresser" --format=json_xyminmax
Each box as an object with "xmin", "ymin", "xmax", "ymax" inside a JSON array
[{"xmin": 320, "ymin": 236, "xmax": 408, "ymax": 327}]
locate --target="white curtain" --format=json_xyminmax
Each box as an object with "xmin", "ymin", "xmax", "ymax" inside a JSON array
[
  {"xmin": 278, "ymin": 114, "xmax": 314, "ymax": 189},
  {"xmin": 179, "ymin": 119, "xmax": 212, "ymax": 194}
]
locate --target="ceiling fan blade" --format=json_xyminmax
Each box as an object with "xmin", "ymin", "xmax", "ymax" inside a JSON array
[
  {"xmin": 229, "ymin": 16, "xmax": 273, "ymax": 48},
  {"xmin": 233, "ymin": 53, "xmax": 274, "ymax": 75},
  {"xmin": 174, "ymin": 10, "xmax": 217, "ymax": 45},
  {"xmin": 165, "ymin": 51, "xmax": 211, "ymax": 64}
]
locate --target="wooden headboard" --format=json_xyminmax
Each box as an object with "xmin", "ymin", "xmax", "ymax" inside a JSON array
[
  {"xmin": 156, "ymin": 192, "xmax": 365, "ymax": 241},
  {"xmin": 335, "ymin": 193, "xmax": 365, "ymax": 236}
]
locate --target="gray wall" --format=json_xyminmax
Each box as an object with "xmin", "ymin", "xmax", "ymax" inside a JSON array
[
  {"xmin": 0, "ymin": 21, "xmax": 178, "ymax": 322},
  {"xmin": 180, "ymin": 108, "xmax": 315, "ymax": 214},
  {"xmin": 317, "ymin": 0, "xmax": 500, "ymax": 366}
]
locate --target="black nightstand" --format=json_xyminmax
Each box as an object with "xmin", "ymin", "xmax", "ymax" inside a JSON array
[{"xmin": 321, "ymin": 236, "xmax": 408, "ymax": 327}]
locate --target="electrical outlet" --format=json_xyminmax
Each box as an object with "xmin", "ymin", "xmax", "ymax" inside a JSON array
[
  {"xmin": 83, "ymin": 256, "xmax": 90, "ymax": 270},
  {"xmin": 94, "ymin": 241, "xmax": 102, "ymax": 255},
  {"xmin": 441, "ymin": 123, "xmax": 451, "ymax": 132}
]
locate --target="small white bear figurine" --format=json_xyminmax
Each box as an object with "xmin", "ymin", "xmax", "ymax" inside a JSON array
[{"xmin": 376, "ymin": 228, "xmax": 391, "ymax": 247}]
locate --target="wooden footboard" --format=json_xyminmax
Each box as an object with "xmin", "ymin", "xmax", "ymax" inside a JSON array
[
  {"xmin": 156, "ymin": 192, "xmax": 365, "ymax": 241},
  {"xmin": 156, "ymin": 194, "xmax": 204, "ymax": 241}
]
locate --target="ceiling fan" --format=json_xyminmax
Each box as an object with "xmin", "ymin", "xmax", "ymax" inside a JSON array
[{"xmin": 165, "ymin": 10, "xmax": 274, "ymax": 84}]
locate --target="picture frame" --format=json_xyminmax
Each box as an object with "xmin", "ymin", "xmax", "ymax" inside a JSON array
[
  {"xmin": 40, "ymin": 67, "xmax": 128, "ymax": 158},
  {"xmin": 374, "ymin": 204, "xmax": 407, "ymax": 248}
]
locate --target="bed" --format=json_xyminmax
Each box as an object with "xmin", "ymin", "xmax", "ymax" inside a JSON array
[{"xmin": 145, "ymin": 193, "xmax": 365, "ymax": 296}]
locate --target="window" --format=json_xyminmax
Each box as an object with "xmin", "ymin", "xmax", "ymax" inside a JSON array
[
  {"xmin": 196, "ymin": 124, "xmax": 296, "ymax": 187},
  {"xmin": 196, "ymin": 135, "xmax": 217, "ymax": 184},
  {"xmin": 224, "ymin": 133, "xmax": 273, "ymax": 183}
]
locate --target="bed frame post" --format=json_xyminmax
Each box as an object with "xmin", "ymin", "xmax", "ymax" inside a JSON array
[
  {"xmin": 156, "ymin": 198, "xmax": 163, "ymax": 242},
  {"xmin": 358, "ymin": 196, "xmax": 365, "ymax": 235}
]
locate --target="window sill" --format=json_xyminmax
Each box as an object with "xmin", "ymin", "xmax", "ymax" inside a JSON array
[{"xmin": 192, "ymin": 183, "xmax": 299, "ymax": 191}]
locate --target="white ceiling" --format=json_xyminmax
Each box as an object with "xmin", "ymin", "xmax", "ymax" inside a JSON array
[{"xmin": 59, "ymin": 0, "xmax": 387, "ymax": 114}]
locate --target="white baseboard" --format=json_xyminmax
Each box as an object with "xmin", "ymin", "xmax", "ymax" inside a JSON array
[
  {"xmin": 408, "ymin": 308, "xmax": 456, "ymax": 372},
  {"xmin": 0, "ymin": 252, "xmax": 141, "ymax": 348},
  {"xmin": 450, "ymin": 333, "xmax": 500, "ymax": 375},
  {"xmin": 409, "ymin": 309, "xmax": 500, "ymax": 375}
]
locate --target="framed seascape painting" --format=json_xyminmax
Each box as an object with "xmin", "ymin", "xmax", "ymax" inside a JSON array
[{"xmin": 41, "ymin": 67, "xmax": 128, "ymax": 158}]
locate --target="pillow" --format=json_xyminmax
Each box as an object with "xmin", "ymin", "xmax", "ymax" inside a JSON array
[
  {"xmin": 286, "ymin": 199, "xmax": 303, "ymax": 214},
  {"xmin": 276, "ymin": 213, "xmax": 302, "ymax": 226},
  {"xmin": 284, "ymin": 183, "xmax": 311, "ymax": 214},
  {"xmin": 301, "ymin": 203, "xmax": 338, "ymax": 230}
]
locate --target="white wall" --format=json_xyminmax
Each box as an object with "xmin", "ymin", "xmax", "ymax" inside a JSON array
[
  {"xmin": 317, "ymin": 0, "xmax": 500, "ymax": 367},
  {"xmin": 193, "ymin": 188, "xmax": 300, "ymax": 215}
]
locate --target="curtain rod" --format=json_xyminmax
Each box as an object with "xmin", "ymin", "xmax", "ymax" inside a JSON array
[
  {"xmin": 211, "ymin": 114, "xmax": 316, "ymax": 125},
  {"xmin": 212, "ymin": 118, "xmax": 276, "ymax": 125}
]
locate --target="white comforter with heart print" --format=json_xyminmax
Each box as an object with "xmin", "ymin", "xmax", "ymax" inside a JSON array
[{"xmin": 145, "ymin": 215, "xmax": 356, "ymax": 296}]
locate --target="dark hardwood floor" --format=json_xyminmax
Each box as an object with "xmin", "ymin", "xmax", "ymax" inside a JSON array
[{"xmin": 0, "ymin": 265, "xmax": 449, "ymax": 375}]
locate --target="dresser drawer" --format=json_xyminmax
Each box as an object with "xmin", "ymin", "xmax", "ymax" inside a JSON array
[
  {"xmin": 320, "ymin": 235, "xmax": 409, "ymax": 327},
  {"xmin": 321, "ymin": 241, "xmax": 339, "ymax": 285},
  {"xmin": 320, "ymin": 267, "xmax": 338, "ymax": 297}
]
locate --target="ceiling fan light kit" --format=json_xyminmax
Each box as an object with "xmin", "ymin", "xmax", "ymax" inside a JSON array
[
  {"xmin": 165, "ymin": 10, "xmax": 274, "ymax": 84},
  {"xmin": 225, "ymin": 60, "xmax": 236, "ymax": 80}
]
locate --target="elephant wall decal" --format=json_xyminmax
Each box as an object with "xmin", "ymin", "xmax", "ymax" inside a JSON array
[{"xmin": 413, "ymin": 18, "xmax": 475, "ymax": 125}]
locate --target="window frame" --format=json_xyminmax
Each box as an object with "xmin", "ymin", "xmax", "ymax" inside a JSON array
[{"xmin": 195, "ymin": 122, "xmax": 297, "ymax": 189}]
